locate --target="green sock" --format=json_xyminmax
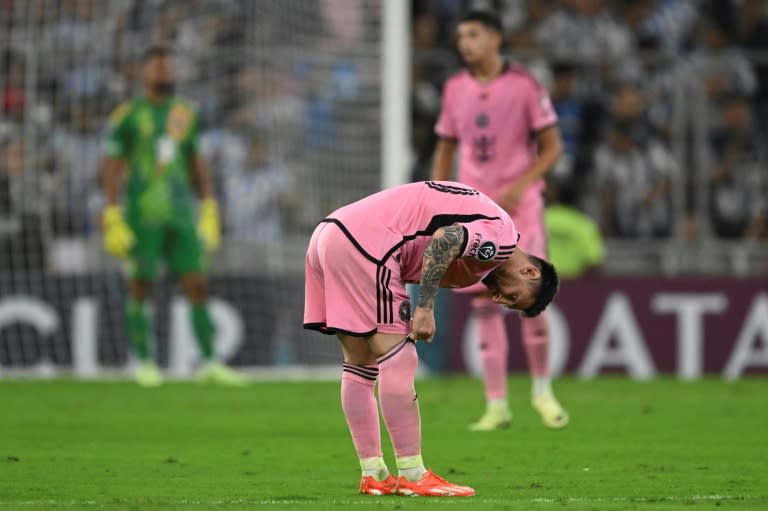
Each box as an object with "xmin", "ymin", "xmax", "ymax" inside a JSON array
[
  {"xmin": 126, "ymin": 299, "xmax": 150, "ymax": 361},
  {"xmin": 191, "ymin": 303, "xmax": 214, "ymax": 360}
]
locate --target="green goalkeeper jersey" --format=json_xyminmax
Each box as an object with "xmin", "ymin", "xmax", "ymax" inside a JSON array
[{"xmin": 105, "ymin": 96, "xmax": 200, "ymax": 225}]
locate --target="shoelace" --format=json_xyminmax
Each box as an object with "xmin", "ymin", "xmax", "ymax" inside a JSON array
[{"xmin": 423, "ymin": 471, "xmax": 451, "ymax": 485}]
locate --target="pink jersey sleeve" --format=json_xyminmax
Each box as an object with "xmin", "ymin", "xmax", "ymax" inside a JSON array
[
  {"xmin": 457, "ymin": 219, "xmax": 519, "ymax": 263},
  {"xmin": 524, "ymin": 76, "xmax": 558, "ymax": 131},
  {"xmin": 435, "ymin": 79, "xmax": 458, "ymax": 139}
]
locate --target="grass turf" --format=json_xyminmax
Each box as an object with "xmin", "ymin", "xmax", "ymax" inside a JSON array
[{"xmin": 0, "ymin": 377, "xmax": 766, "ymax": 510}]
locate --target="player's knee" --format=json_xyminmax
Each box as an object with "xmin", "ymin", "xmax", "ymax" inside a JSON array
[
  {"xmin": 379, "ymin": 342, "xmax": 418, "ymax": 397},
  {"xmin": 338, "ymin": 335, "xmax": 377, "ymax": 366}
]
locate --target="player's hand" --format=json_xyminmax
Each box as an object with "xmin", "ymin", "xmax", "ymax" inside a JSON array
[
  {"xmin": 409, "ymin": 306, "xmax": 436, "ymax": 343},
  {"xmin": 197, "ymin": 198, "xmax": 221, "ymax": 252},
  {"xmin": 101, "ymin": 205, "xmax": 135, "ymax": 259},
  {"xmin": 497, "ymin": 179, "xmax": 528, "ymax": 212}
]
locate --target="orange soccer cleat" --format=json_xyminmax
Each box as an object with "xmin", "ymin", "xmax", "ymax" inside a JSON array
[
  {"xmin": 359, "ymin": 475, "xmax": 398, "ymax": 496},
  {"xmin": 396, "ymin": 470, "xmax": 476, "ymax": 497}
]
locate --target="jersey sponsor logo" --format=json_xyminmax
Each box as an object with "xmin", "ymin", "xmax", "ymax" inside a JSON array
[
  {"xmin": 468, "ymin": 233, "xmax": 497, "ymax": 261},
  {"xmin": 477, "ymin": 241, "xmax": 497, "ymax": 261},
  {"xmin": 398, "ymin": 300, "xmax": 411, "ymax": 322},
  {"xmin": 167, "ymin": 104, "xmax": 192, "ymax": 141}
]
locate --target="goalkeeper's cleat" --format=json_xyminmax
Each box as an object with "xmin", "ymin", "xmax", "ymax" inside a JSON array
[
  {"xmin": 197, "ymin": 198, "xmax": 221, "ymax": 252},
  {"xmin": 469, "ymin": 405, "xmax": 512, "ymax": 432},
  {"xmin": 532, "ymin": 392, "xmax": 569, "ymax": 429},
  {"xmin": 396, "ymin": 470, "xmax": 475, "ymax": 497},
  {"xmin": 359, "ymin": 475, "xmax": 398, "ymax": 496},
  {"xmin": 135, "ymin": 361, "xmax": 163, "ymax": 387},
  {"xmin": 196, "ymin": 362, "xmax": 248, "ymax": 387},
  {"xmin": 101, "ymin": 206, "xmax": 135, "ymax": 258}
]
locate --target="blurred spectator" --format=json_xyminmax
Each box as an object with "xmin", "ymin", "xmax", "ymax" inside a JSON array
[
  {"xmin": 2, "ymin": 55, "xmax": 26, "ymax": 124},
  {"xmin": 549, "ymin": 61, "xmax": 585, "ymax": 183},
  {"xmin": 535, "ymin": 0, "xmax": 634, "ymax": 70},
  {"xmin": 223, "ymin": 137, "xmax": 294, "ymax": 243},
  {"xmin": 622, "ymin": 0, "xmax": 697, "ymax": 55},
  {"xmin": 322, "ymin": 0, "xmax": 364, "ymax": 49},
  {"xmin": 688, "ymin": 18, "xmax": 756, "ymax": 102},
  {"xmin": 0, "ymin": 137, "xmax": 46, "ymax": 270},
  {"xmin": 594, "ymin": 120, "xmax": 678, "ymax": 238},
  {"xmin": 731, "ymin": 0, "xmax": 768, "ymax": 137},
  {"xmin": 50, "ymin": 101, "xmax": 103, "ymax": 235},
  {"xmin": 708, "ymin": 94, "xmax": 767, "ymax": 239},
  {"xmin": 410, "ymin": 62, "xmax": 443, "ymax": 182}
]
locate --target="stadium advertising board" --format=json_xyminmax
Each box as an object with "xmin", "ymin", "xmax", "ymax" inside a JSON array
[
  {"xmin": 0, "ymin": 274, "xmax": 766, "ymax": 379},
  {"xmin": 450, "ymin": 277, "xmax": 768, "ymax": 380}
]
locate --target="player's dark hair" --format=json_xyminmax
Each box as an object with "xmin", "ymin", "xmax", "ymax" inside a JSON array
[
  {"xmin": 142, "ymin": 46, "xmax": 172, "ymax": 62},
  {"xmin": 460, "ymin": 10, "xmax": 503, "ymax": 34},
  {"xmin": 521, "ymin": 255, "xmax": 559, "ymax": 318}
]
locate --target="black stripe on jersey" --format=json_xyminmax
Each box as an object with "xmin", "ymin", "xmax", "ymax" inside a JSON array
[
  {"xmin": 497, "ymin": 250, "xmax": 515, "ymax": 255},
  {"xmin": 380, "ymin": 214, "xmax": 500, "ymax": 265},
  {"xmin": 343, "ymin": 366, "xmax": 378, "ymax": 381},
  {"xmin": 320, "ymin": 218, "xmax": 379, "ymax": 265},
  {"xmin": 343, "ymin": 363, "xmax": 379, "ymax": 377},
  {"xmin": 499, "ymin": 245, "xmax": 517, "ymax": 249},
  {"xmin": 321, "ymin": 215, "xmax": 502, "ymax": 267},
  {"xmin": 426, "ymin": 181, "xmax": 480, "ymax": 195}
]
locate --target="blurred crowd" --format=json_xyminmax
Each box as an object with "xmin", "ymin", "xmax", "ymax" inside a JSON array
[
  {"xmin": 0, "ymin": 0, "xmax": 381, "ymax": 270},
  {"xmin": 411, "ymin": 0, "xmax": 768, "ymax": 242},
  {"xmin": 0, "ymin": 0, "xmax": 765, "ymax": 274}
]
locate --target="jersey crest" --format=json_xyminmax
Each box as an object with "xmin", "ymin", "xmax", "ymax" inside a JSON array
[{"xmin": 167, "ymin": 103, "xmax": 193, "ymax": 141}]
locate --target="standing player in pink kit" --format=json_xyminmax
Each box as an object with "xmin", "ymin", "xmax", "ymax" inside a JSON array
[
  {"xmin": 431, "ymin": 11, "xmax": 568, "ymax": 431},
  {"xmin": 304, "ymin": 181, "xmax": 559, "ymax": 496}
]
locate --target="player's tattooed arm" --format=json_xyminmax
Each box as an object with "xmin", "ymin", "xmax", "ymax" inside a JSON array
[{"xmin": 417, "ymin": 226, "xmax": 466, "ymax": 309}]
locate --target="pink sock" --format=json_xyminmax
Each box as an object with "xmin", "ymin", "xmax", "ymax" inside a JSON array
[
  {"xmin": 472, "ymin": 298, "xmax": 508, "ymax": 401},
  {"xmin": 341, "ymin": 363, "xmax": 382, "ymax": 459},
  {"xmin": 377, "ymin": 339, "xmax": 421, "ymax": 457},
  {"xmin": 521, "ymin": 312, "xmax": 549, "ymax": 378}
]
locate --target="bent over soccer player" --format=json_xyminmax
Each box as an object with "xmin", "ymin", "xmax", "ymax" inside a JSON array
[
  {"xmin": 101, "ymin": 47, "xmax": 245, "ymax": 387},
  {"xmin": 304, "ymin": 181, "xmax": 559, "ymax": 496}
]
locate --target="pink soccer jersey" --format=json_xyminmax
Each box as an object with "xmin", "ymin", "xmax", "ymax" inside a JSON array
[
  {"xmin": 304, "ymin": 181, "xmax": 519, "ymax": 336},
  {"xmin": 435, "ymin": 64, "xmax": 558, "ymax": 210}
]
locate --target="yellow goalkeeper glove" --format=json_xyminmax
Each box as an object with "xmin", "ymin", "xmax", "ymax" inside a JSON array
[
  {"xmin": 101, "ymin": 205, "xmax": 135, "ymax": 259},
  {"xmin": 197, "ymin": 198, "xmax": 221, "ymax": 252}
]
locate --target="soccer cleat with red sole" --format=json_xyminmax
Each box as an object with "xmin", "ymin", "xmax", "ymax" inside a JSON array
[
  {"xmin": 359, "ymin": 475, "xmax": 398, "ymax": 496},
  {"xmin": 396, "ymin": 469, "xmax": 476, "ymax": 497}
]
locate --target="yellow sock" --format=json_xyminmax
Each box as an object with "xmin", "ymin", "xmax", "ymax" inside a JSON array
[
  {"xmin": 360, "ymin": 456, "xmax": 389, "ymax": 480},
  {"xmin": 396, "ymin": 454, "xmax": 426, "ymax": 482}
]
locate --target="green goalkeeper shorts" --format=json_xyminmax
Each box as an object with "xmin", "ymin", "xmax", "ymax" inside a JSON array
[{"xmin": 127, "ymin": 219, "xmax": 206, "ymax": 280}]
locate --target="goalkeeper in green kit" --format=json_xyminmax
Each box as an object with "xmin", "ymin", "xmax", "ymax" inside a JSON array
[{"xmin": 101, "ymin": 46, "xmax": 245, "ymax": 387}]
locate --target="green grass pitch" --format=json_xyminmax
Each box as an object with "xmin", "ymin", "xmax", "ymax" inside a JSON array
[{"xmin": 0, "ymin": 376, "xmax": 766, "ymax": 510}]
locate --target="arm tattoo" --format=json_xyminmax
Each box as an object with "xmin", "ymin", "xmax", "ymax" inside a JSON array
[{"xmin": 417, "ymin": 225, "xmax": 465, "ymax": 309}]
